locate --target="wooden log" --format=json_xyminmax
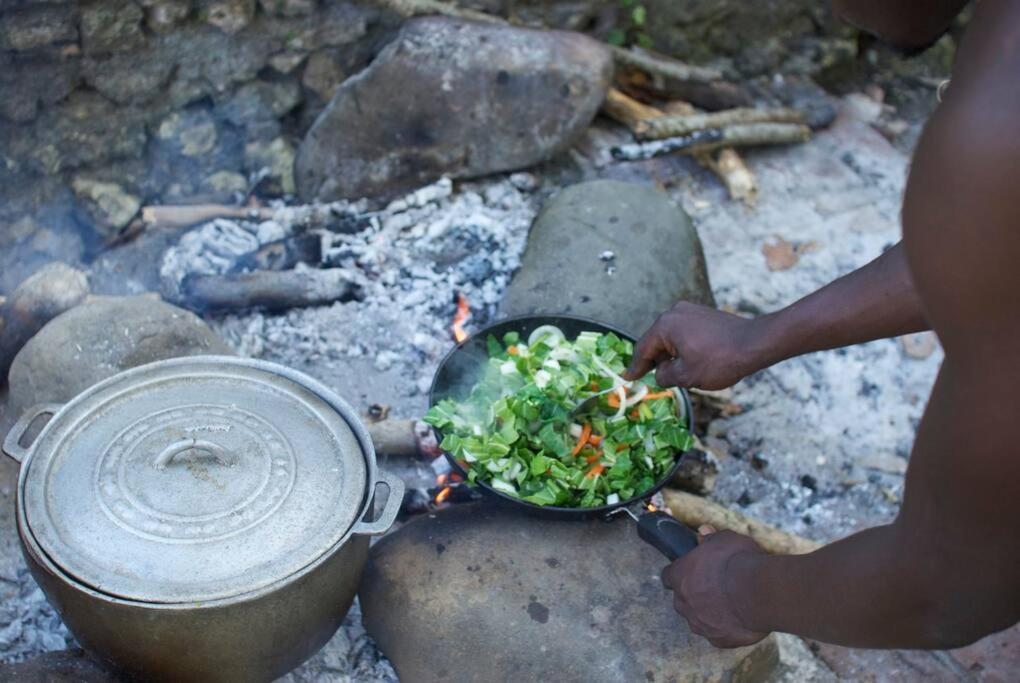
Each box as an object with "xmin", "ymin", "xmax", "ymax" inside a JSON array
[
  {"xmin": 234, "ymin": 234, "xmax": 323, "ymax": 272},
  {"xmin": 700, "ymin": 147, "xmax": 759, "ymax": 206},
  {"xmin": 367, "ymin": 419, "xmax": 420, "ymax": 458},
  {"xmin": 141, "ymin": 204, "xmax": 274, "ymax": 230},
  {"xmin": 662, "ymin": 489, "xmax": 822, "ymax": 555},
  {"xmin": 180, "ymin": 268, "xmax": 363, "ymax": 312},
  {"xmin": 635, "ymin": 106, "xmax": 805, "ymax": 141},
  {"xmin": 1, "ymin": 263, "xmax": 90, "ymax": 381},
  {"xmin": 610, "ymin": 122, "xmax": 811, "ymax": 161},
  {"xmin": 617, "ymin": 68, "xmax": 753, "ymax": 112},
  {"xmin": 602, "ymin": 87, "xmax": 664, "ymax": 133}
]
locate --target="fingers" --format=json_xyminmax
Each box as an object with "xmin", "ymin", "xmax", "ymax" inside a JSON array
[
  {"xmin": 624, "ymin": 330, "xmax": 666, "ymax": 381},
  {"xmin": 654, "ymin": 358, "xmax": 688, "ymax": 388}
]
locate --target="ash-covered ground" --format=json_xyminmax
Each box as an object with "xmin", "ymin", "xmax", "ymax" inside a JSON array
[{"xmin": 0, "ymin": 95, "xmax": 946, "ymax": 681}]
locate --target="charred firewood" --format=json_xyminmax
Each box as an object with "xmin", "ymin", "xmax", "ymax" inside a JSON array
[
  {"xmin": 635, "ymin": 106, "xmax": 805, "ymax": 141},
  {"xmin": 611, "ymin": 123, "xmax": 811, "ymax": 161},
  {"xmin": 601, "ymin": 87, "xmax": 665, "ymax": 134},
  {"xmin": 234, "ymin": 234, "xmax": 323, "ymax": 272},
  {"xmin": 180, "ymin": 268, "xmax": 364, "ymax": 312},
  {"xmin": 699, "ymin": 148, "xmax": 759, "ymax": 206},
  {"xmin": 669, "ymin": 447, "xmax": 720, "ymax": 496},
  {"xmin": 1, "ymin": 263, "xmax": 89, "ymax": 381}
]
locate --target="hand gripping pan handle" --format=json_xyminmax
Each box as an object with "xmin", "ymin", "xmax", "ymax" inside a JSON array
[{"xmin": 637, "ymin": 510, "xmax": 700, "ymax": 561}]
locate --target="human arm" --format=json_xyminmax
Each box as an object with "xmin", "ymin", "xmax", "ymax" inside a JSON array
[
  {"xmin": 661, "ymin": 0, "xmax": 1020, "ymax": 648},
  {"xmin": 623, "ymin": 242, "xmax": 928, "ymax": 389},
  {"xmin": 832, "ymin": 0, "xmax": 969, "ymax": 50}
]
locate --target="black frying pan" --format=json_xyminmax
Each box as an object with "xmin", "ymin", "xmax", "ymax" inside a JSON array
[{"xmin": 428, "ymin": 314, "xmax": 699, "ymax": 561}]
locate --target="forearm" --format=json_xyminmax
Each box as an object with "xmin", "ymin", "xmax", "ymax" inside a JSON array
[
  {"xmin": 832, "ymin": 0, "xmax": 968, "ymax": 49},
  {"xmin": 725, "ymin": 524, "xmax": 984, "ymax": 649},
  {"xmin": 749, "ymin": 242, "xmax": 929, "ymax": 368}
]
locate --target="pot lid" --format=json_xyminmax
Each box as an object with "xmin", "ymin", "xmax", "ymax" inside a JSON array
[{"xmin": 21, "ymin": 357, "xmax": 369, "ymax": 604}]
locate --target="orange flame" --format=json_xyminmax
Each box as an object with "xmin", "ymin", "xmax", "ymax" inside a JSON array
[
  {"xmin": 647, "ymin": 502, "xmax": 658, "ymax": 512},
  {"xmin": 451, "ymin": 293, "xmax": 471, "ymax": 343},
  {"xmin": 435, "ymin": 487, "xmax": 452, "ymax": 504}
]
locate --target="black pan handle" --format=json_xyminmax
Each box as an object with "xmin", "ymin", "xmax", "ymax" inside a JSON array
[{"xmin": 637, "ymin": 511, "xmax": 699, "ymax": 561}]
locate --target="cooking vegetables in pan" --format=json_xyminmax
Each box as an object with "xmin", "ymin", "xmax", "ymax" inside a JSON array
[{"xmin": 425, "ymin": 326, "xmax": 693, "ymax": 508}]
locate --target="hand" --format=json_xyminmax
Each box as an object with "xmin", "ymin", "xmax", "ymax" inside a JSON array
[
  {"xmin": 623, "ymin": 302, "xmax": 769, "ymax": 389},
  {"xmin": 661, "ymin": 528, "xmax": 769, "ymax": 648}
]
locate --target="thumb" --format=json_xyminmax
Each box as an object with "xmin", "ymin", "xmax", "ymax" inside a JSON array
[{"xmin": 655, "ymin": 358, "xmax": 688, "ymax": 388}]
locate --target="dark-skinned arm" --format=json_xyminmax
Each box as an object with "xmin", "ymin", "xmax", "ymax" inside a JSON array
[
  {"xmin": 623, "ymin": 241, "xmax": 928, "ymax": 389},
  {"xmin": 664, "ymin": 0, "xmax": 1020, "ymax": 649},
  {"xmin": 832, "ymin": 0, "xmax": 969, "ymax": 49}
]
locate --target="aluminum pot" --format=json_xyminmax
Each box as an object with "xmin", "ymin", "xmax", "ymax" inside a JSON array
[{"xmin": 2, "ymin": 356, "xmax": 403, "ymax": 682}]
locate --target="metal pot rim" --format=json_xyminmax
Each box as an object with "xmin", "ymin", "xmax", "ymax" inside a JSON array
[{"xmin": 11, "ymin": 356, "xmax": 402, "ymax": 607}]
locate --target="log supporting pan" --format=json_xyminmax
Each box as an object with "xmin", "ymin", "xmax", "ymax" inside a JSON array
[{"xmin": 2, "ymin": 356, "xmax": 403, "ymax": 682}]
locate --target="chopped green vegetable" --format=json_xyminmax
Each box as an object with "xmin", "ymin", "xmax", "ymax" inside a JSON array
[{"xmin": 425, "ymin": 327, "xmax": 692, "ymax": 508}]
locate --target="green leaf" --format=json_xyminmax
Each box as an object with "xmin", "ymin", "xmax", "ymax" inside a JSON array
[{"xmin": 632, "ymin": 5, "xmax": 646, "ymax": 26}]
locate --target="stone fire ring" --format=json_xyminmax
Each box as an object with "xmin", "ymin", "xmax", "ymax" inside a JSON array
[{"xmin": 360, "ymin": 503, "xmax": 778, "ymax": 682}]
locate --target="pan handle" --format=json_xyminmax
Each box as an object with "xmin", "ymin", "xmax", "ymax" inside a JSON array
[
  {"xmin": 637, "ymin": 511, "xmax": 699, "ymax": 561},
  {"xmin": 352, "ymin": 469, "xmax": 405, "ymax": 536},
  {"xmin": 2, "ymin": 403, "xmax": 63, "ymax": 465}
]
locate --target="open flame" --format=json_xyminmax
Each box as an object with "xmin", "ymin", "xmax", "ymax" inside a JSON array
[
  {"xmin": 451, "ymin": 293, "xmax": 471, "ymax": 342},
  {"xmin": 433, "ymin": 471, "xmax": 464, "ymax": 505},
  {"xmin": 646, "ymin": 502, "xmax": 658, "ymax": 512}
]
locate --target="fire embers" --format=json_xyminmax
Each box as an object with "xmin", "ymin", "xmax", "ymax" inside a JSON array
[
  {"xmin": 398, "ymin": 455, "xmax": 481, "ymax": 519},
  {"xmin": 451, "ymin": 292, "xmax": 470, "ymax": 343}
]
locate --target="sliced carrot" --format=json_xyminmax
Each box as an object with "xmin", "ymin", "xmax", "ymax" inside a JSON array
[
  {"xmin": 586, "ymin": 464, "xmax": 606, "ymax": 478},
  {"xmin": 507, "ymin": 345, "xmax": 518, "ymax": 355},
  {"xmin": 585, "ymin": 453, "xmax": 601, "ymax": 464},
  {"xmin": 644, "ymin": 390, "xmax": 674, "ymax": 401},
  {"xmin": 588, "ymin": 434, "xmax": 603, "ymax": 447},
  {"xmin": 571, "ymin": 423, "xmax": 592, "ymax": 456},
  {"xmin": 629, "ymin": 409, "xmax": 639, "ymax": 420},
  {"xmin": 607, "ymin": 393, "xmax": 621, "ymax": 408},
  {"xmin": 589, "ymin": 382, "xmax": 600, "ymax": 391},
  {"xmin": 616, "ymin": 444, "xmax": 628, "ymax": 453}
]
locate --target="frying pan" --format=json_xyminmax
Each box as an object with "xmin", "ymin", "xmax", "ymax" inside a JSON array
[{"xmin": 428, "ymin": 314, "xmax": 699, "ymax": 561}]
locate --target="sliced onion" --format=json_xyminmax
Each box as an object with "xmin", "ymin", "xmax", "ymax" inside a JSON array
[
  {"xmin": 593, "ymin": 356, "xmax": 628, "ymax": 388},
  {"xmin": 623, "ymin": 383, "xmax": 648, "ymax": 408},
  {"xmin": 527, "ymin": 325, "xmax": 566, "ymax": 347},
  {"xmin": 569, "ymin": 423, "xmax": 583, "ymax": 439},
  {"xmin": 606, "ymin": 493, "xmax": 620, "ymax": 506},
  {"xmin": 612, "ymin": 386, "xmax": 627, "ymax": 420}
]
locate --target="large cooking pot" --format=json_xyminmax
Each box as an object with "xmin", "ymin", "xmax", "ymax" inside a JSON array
[{"xmin": 1, "ymin": 356, "xmax": 403, "ymax": 682}]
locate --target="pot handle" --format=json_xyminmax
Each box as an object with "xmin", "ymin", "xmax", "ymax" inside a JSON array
[
  {"xmin": 2, "ymin": 403, "xmax": 63, "ymax": 465},
  {"xmin": 353, "ymin": 469, "xmax": 405, "ymax": 536}
]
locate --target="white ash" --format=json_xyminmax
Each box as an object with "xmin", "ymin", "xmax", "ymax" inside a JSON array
[
  {"xmin": 0, "ymin": 569, "xmax": 74, "ymax": 664},
  {"xmin": 183, "ymin": 175, "xmax": 539, "ymax": 404}
]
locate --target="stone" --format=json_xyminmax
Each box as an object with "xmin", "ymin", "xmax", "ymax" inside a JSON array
[
  {"xmin": 201, "ymin": 170, "xmax": 248, "ymax": 200},
  {"xmin": 70, "ymin": 177, "xmax": 142, "ymax": 236},
  {"xmin": 0, "ymin": 5, "xmax": 78, "ymax": 52},
  {"xmin": 301, "ymin": 49, "xmax": 345, "ymax": 101},
  {"xmin": 295, "ymin": 17, "xmax": 612, "ymax": 201},
  {"xmin": 8, "ymin": 295, "xmax": 233, "ymax": 419},
  {"xmin": 140, "ymin": 0, "xmax": 192, "ymax": 33},
  {"xmin": 82, "ymin": 48, "xmax": 176, "ymax": 104},
  {"xmin": 156, "ymin": 109, "xmax": 220, "ymax": 158},
  {"xmin": 269, "ymin": 50, "xmax": 308, "ymax": 74},
  {"xmin": 160, "ymin": 24, "xmax": 274, "ymax": 97},
  {"xmin": 258, "ymin": 0, "xmax": 317, "ymax": 17},
  {"xmin": 0, "ymin": 92, "xmax": 148, "ymax": 176},
  {"xmin": 0, "ymin": 57, "xmax": 81, "ymax": 124},
  {"xmin": 0, "ymin": 649, "xmax": 118, "ymax": 683},
  {"xmin": 245, "ymin": 137, "xmax": 296, "ymax": 196},
  {"xmin": 199, "ymin": 0, "xmax": 255, "ymax": 34},
  {"xmin": 219, "ymin": 79, "xmax": 302, "ymax": 139},
  {"xmin": 950, "ymin": 623, "xmax": 1020, "ymax": 681},
  {"xmin": 360, "ymin": 504, "xmax": 779, "ymax": 683},
  {"xmin": 501, "ymin": 180, "xmax": 715, "ymax": 336},
  {"xmin": 81, "ymin": 0, "xmax": 145, "ymax": 54}
]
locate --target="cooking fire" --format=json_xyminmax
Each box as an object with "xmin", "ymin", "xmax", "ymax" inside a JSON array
[{"xmin": 1, "ymin": 0, "xmax": 1009, "ymax": 681}]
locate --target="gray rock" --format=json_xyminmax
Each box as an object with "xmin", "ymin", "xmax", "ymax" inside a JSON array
[
  {"xmin": 295, "ymin": 17, "xmax": 612, "ymax": 201},
  {"xmin": 82, "ymin": 48, "xmax": 177, "ymax": 104},
  {"xmin": 245, "ymin": 137, "xmax": 296, "ymax": 195},
  {"xmin": 501, "ymin": 180, "xmax": 715, "ymax": 336},
  {"xmin": 159, "ymin": 23, "xmax": 274, "ymax": 97},
  {"xmin": 139, "ymin": 0, "xmax": 192, "ymax": 33},
  {"xmin": 301, "ymin": 49, "xmax": 345, "ymax": 101},
  {"xmin": 360, "ymin": 504, "xmax": 779, "ymax": 683},
  {"xmin": 219, "ymin": 79, "xmax": 302, "ymax": 139},
  {"xmin": 201, "ymin": 170, "xmax": 248, "ymax": 200},
  {"xmin": 8, "ymin": 295, "xmax": 233, "ymax": 419},
  {"xmin": 0, "ymin": 57, "xmax": 80, "ymax": 124},
  {"xmin": 258, "ymin": 0, "xmax": 317, "ymax": 17},
  {"xmin": 70, "ymin": 177, "xmax": 141, "ymax": 236},
  {"xmin": 0, "ymin": 5, "xmax": 78, "ymax": 52},
  {"xmin": 199, "ymin": 0, "xmax": 255, "ymax": 34},
  {"xmin": 81, "ymin": 0, "xmax": 145, "ymax": 54}
]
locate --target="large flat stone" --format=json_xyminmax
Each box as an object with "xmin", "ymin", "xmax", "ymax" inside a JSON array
[
  {"xmin": 501, "ymin": 180, "xmax": 715, "ymax": 336},
  {"xmin": 295, "ymin": 17, "xmax": 612, "ymax": 201},
  {"xmin": 7, "ymin": 295, "xmax": 232, "ymax": 419},
  {"xmin": 360, "ymin": 503, "xmax": 778, "ymax": 683}
]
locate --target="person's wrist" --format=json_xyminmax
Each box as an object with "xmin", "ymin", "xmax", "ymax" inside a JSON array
[
  {"xmin": 723, "ymin": 550, "xmax": 771, "ymax": 633},
  {"xmin": 738, "ymin": 312, "xmax": 785, "ymax": 374}
]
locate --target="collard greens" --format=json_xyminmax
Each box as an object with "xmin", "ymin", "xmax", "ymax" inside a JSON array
[{"xmin": 425, "ymin": 328, "xmax": 693, "ymax": 508}]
